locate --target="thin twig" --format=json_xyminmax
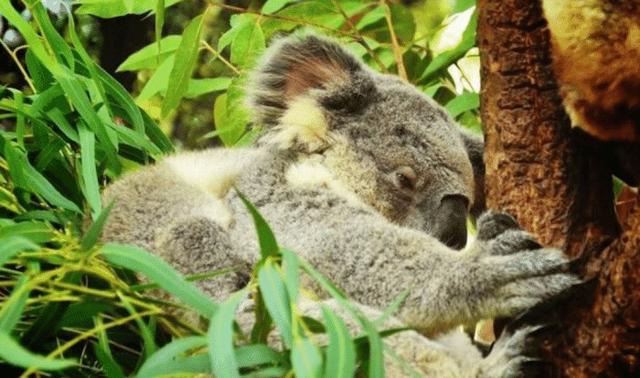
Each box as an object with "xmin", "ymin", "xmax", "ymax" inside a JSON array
[
  {"xmin": 200, "ymin": 40, "xmax": 241, "ymax": 75},
  {"xmin": 330, "ymin": 0, "xmax": 388, "ymax": 73},
  {"xmin": 0, "ymin": 39, "xmax": 36, "ymax": 93},
  {"xmin": 20, "ymin": 310, "xmax": 161, "ymax": 378},
  {"xmin": 380, "ymin": 0, "xmax": 407, "ymax": 81},
  {"xmin": 208, "ymin": 0, "xmax": 355, "ymax": 37}
]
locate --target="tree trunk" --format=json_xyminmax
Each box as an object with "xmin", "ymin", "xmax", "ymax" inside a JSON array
[{"xmin": 477, "ymin": 0, "xmax": 640, "ymax": 376}]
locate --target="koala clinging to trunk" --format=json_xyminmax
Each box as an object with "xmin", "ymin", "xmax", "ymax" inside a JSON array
[{"xmin": 102, "ymin": 33, "xmax": 577, "ymax": 376}]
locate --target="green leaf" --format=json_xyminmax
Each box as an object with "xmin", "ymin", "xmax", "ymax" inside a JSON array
[
  {"xmin": 232, "ymin": 126, "xmax": 262, "ymax": 147},
  {"xmin": 235, "ymin": 344, "xmax": 284, "ymax": 368},
  {"xmin": 155, "ymin": 0, "xmax": 166, "ymax": 65},
  {"xmin": 213, "ymin": 93, "xmax": 243, "ymax": 147},
  {"xmin": 0, "ymin": 222, "xmax": 54, "ymax": 244},
  {"xmin": 236, "ymin": 191, "xmax": 279, "ymax": 258},
  {"xmin": 137, "ymin": 55, "xmax": 175, "ymax": 102},
  {"xmin": 374, "ymin": 289, "xmax": 410, "ymax": 327},
  {"xmin": 117, "ymin": 35, "xmax": 182, "ymax": 72},
  {"xmin": 32, "ymin": 3, "xmax": 74, "ymax": 68},
  {"xmin": 298, "ymin": 257, "xmax": 385, "ymax": 378},
  {"xmin": 262, "ymin": 0, "xmax": 296, "ymax": 14},
  {"xmin": 13, "ymin": 91, "xmax": 24, "ymax": 148},
  {"xmin": 209, "ymin": 289, "xmax": 248, "ymax": 378},
  {"xmin": 78, "ymin": 123, "xmax": 101, "ymax": 219},
  {"xmin": 101, "ymin": 243, "xmax": 218, "ymax": 318},
  {"xmin": 46, "ymin": 108, "xmax": 79, "ymax": 143},
  {"xmin": 136, "ymin": 336, "xmax": 207, "ymax": 378},
  {"xmin": 94, "ymin": 317, "xmax": 126, "ymax": 378},
  {"xmin": 291, "ymin": 336, "xmax": 322, "ymax": 378},
  {"xmin": 117, "ymin": 293, "xmax": 157, "ymax": 359},
  {"xmin": 258, "ymin": 259, "xmax": 292, "ymax": 347},
  {"xmin": 25, "ymin": 50, "xmax": 54, "ymax": 92},
  {"xmin": 76, "ymin": 0, "xmax": 183, "ymax": 18},
  {"xmin": 321, "ymin": 305, "xmax": 356, "ymax": 378},
  {"xmin": 3, "ymin": 141, "xmax": 82, "ymax": 213},
  {"xmin": 185, "ymin": 77, "xmax": 233, "ymax": 98},
  {"xmin": 453, "ymin": 0, "xmax": 476, "ymax": 12},
  {"xmin": 230, "ymin": 15, "xmax": 265, "ymax": 69},
  {"xmin": 356, "ymin": 6, "xmax": 385, "ymax": 30},
  {"xmin": 0, "ymin": 1, "xmax": 58, "ymax": 75},
  {"xmin": 113, "ymin": 124, "xmax": 162, "ymax": 156},
  {"xmin": 57, "ymin": 71, "xmax": 121, "ymax": 174},
  {"xmin": 282, "ymin": 248, "xmax": 300, "ymax": 305},
  {"xmin": 420, "ymin": 10, "xmax": 478, "ymax": 83},
  {"xmin": 142, "ymin": 111, "xmax": 174, "ymax": 153},
  {"xmin": 389, "ymin": 3, "xmax": 416, "ymax": 43},
  {"xmin": 445, "ymin": 92, "xmax": 479, "ymax": 118},
  {"xmin": 161, "ymin": 15, "xmax": 205, "ymax": 117},
  {"xmin": 81, "ymin": 202, "xmax": 114, "ymax": 251},
  {"xmin": 91, "ymin": 63, "xmax": 146, "ymax": 134},
  {"xmin": 21, "ymin": 273, "xmax": 83, "ymax": 346},
  {"xmin": 35, "ymin": 137, "xmax": 66, "ymax": 172},
  {"xmin": 0, "ymin": 332, "xmax": 75, "ymax": 371},
  {"xmin": 0, "ymin": 275, "xmax": 30, "ymax": 333},
  {"xmin": 261, "ymin": 1, "xmax": 344, "ymax": 36}
]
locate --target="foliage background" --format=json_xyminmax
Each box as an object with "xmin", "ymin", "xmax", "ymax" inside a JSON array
[{"xmin": 0, "ymin": 0, "xmax": 480, "ymax": 376}]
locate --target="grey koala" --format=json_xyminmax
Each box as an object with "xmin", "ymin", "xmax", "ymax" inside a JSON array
[{"xmin": 102, "ymin": 32, "xmax": 578, "ymax": 376}]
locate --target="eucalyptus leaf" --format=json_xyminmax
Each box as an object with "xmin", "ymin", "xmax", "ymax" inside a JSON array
[
  {"xmin": 101, "ymin": 243, "xmax": 218, "ymax": 318},
  {"xmin": 0, "ymin": 332, "xmax": 75, "ymax": 371},
  {"xmin": 162, "ymin": 15, "xmax": 205, "ymax": 117}
]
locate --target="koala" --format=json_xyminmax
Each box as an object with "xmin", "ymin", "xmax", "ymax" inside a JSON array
[
  {"xmin": 101, "ymin": 32, "xmax": 578, "ymax": 376},
  {"xmin": 542, "ymin": 0, "xmax": 640, "ymax": 142}
]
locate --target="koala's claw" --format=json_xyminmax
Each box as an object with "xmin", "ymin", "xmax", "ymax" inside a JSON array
[
  {"xmin": 478, "ymin": 326, "xmax": 546, "ymax": 378},
  {"xmin": 476, "ymin": 211, "xmax": 520, "ymax": 241},
  {"xmin": 469, "ymin": 211, "xmax": 580, "ymax": 320},
  {"xmin": 487, "ymin": 229, "xmax": 542, "ymax": 256}
]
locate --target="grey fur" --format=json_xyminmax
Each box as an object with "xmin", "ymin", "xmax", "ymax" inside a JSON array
[{"xmin": 101, "ymin": 32, "xmax": 578, "ymax": 376}]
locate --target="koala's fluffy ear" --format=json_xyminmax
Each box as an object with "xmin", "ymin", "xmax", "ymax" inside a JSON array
[
  {"xmin": 247, "ymin": 32, "xmax": 376, "ymax": 148},
  {"xmin": 460, "ymin": 130, "xmax": 486, "ymax": 220}
]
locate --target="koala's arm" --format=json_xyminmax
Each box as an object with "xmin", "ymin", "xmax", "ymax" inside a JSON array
[{"xmin": 233, "ymin": 188, "xmax": 576, "ymax": 335}]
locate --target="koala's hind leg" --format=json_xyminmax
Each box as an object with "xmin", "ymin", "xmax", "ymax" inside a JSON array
[{"xmin": 154, "ymin": 217, "xmax": 251, "ymax": 302}]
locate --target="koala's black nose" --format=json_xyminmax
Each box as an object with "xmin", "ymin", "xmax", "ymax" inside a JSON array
[{"xmin": 432, "ymin": 195, "xmax": 469, "ymax": 250}]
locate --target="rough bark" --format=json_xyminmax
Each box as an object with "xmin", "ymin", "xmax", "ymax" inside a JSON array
[{"xmin": 478, "ymin": 0, "xmax": 639, "ymax": 376}]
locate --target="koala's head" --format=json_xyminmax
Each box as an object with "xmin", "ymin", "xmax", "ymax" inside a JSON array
[{"xmin": 247, "ymin": 32, "xmax": 484, "ymax": 249}]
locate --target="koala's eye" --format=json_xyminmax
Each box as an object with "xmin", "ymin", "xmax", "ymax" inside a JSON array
[{"xmin": 394, "ymin": 166, "xmax": 417, "ymax": 192}]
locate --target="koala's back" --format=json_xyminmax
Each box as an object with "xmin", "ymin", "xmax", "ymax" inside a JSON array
[{"xmin": 101, "ymin": 148, "xmax": 262, "ymax": 250}]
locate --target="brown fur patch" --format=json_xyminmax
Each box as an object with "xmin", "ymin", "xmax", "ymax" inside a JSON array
[
  {"xmin": 284, "ymin": 58, "xmax": 349, "ymax": 99},
  {"xmin": 545, "ymin": 0, "xmax": 640, "ymax": 140}
]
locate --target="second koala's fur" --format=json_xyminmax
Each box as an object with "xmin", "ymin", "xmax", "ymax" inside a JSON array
[{"xmin": 102, "ymin": 33, "xmax": 577, "ymax": 376}]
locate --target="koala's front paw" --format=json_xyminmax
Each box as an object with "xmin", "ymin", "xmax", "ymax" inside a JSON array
[
  {"xmin": 472, "ymin": 211, "xmax": 580, "ymax": 318},
  {"xmin": 476, "ymin": 211, "xmax": 541, "ymax": 255},
  {"xmin": 477, "ymin": 325, "xmax": 544, "ymax": 378}
]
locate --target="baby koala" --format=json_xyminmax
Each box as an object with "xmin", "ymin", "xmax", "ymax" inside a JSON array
[{"xmin": 102, "ymin": 32, "xmax": 578, "ymax": 376}]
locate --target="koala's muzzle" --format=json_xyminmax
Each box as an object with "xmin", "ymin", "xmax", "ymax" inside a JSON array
[{"xmin": 432, "ymin": 195, "xmax": 468, "ymax": 250}]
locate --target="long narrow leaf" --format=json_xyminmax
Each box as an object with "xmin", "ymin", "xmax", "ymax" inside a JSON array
[
  {"xmin": 321, "ymin": 305, "xmax": 356, "ymax": 378},
  {"xmin": 258, "ymin": 259, "xmax": 292, "ymax": 347},
  {"xmin": 297, "ymin": 254, "xmax": 385, "ymax": 378},
  {"xmin": 101, "ymin": 243, "xmax": 218, "ymax": 318},
  {"xmin": 0, "ymin": 235, "xmax": 38, "ymax": 266},
  {"xmin": 161, "ymin": 15, "xmax": 205, "ymax": 117},
  {"xmin": 0, "ymin": 332, "xmax": 75, "ymax": 371},
  {"xmin": 237, "ymin": 191, "xmax": 279, "ymax": 258},
  {"xmin": 0, "ymin": 275, "xmax": 30, "ymax": 333},
  {"xmin": 209, "ymin": 289, "xmax": 248, "ymax": 378},
  {"xmin": 78, "ymin": 122, "xmax": 101, "ymax": 219},
  {"xmin": 118, "ymin": 36, "xmax": 181, "ymax": 72},
  {"xmin": 3, "ymin": 141, "xmax": 81, "ymax": 213},
  {"xmin": 81, "ymin": 202, "xmax": 114, "ymax": 252},
  {"xmin": 291, "ymin": 336, "xmax": 322, "ymax": 378},
  {"xmin": 136, "ymin": 336, "xmax": 207, "ymax": 378}
]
